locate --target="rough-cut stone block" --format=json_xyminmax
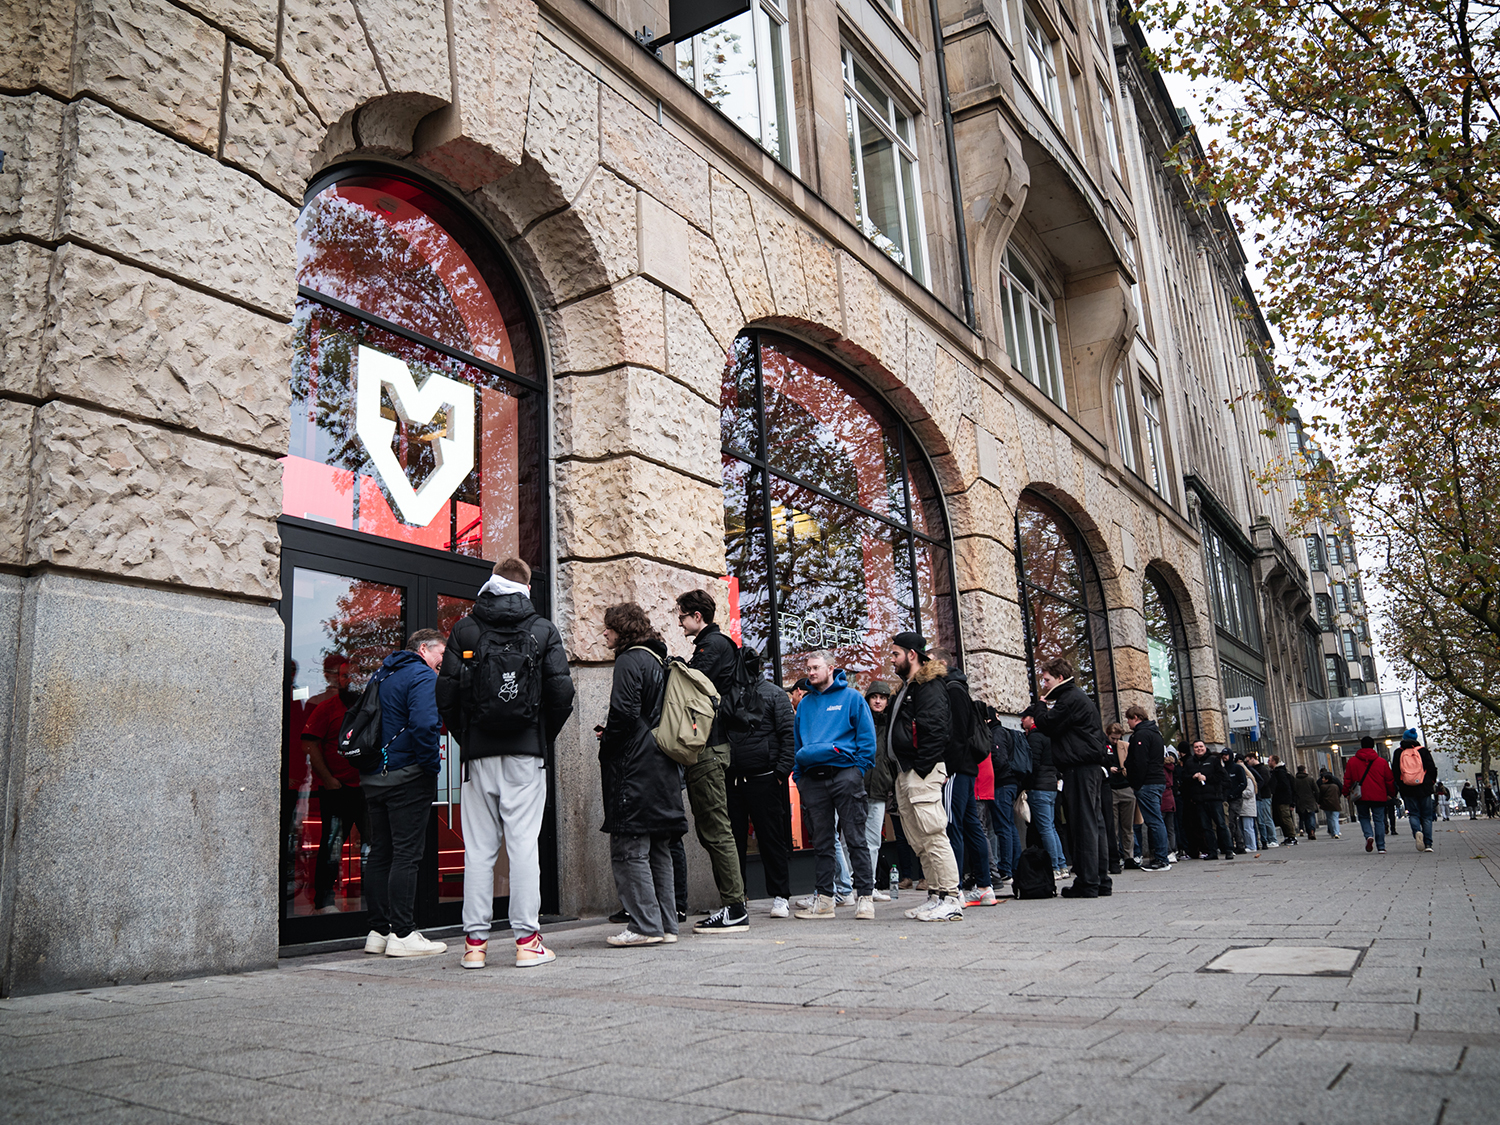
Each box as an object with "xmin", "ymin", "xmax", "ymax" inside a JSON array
[
  {"xmin": 665, "ymin": 295, "xmax": 730, "ymax": 405},
  {"xmin": 0, "ymin": 401, "xmax": 35, "ymax": 565},
  {"xmin": 355, "ymin": 0, "xmax": 450, "ymax": 100},
  {"xmin": 59, "ymin": 101, "xmax": 298, "ymax": 316},
  {"xmin": 639, "ymin": 192, "xmax": 691, "ymax": 299},
  {"xmin": 281, "ymin": 0, "xmax": 387, "ymax": 126},
  {"xmin": 798, "ymin": 227, "xmax": 842, "ymax": 332},
  {"xmin": 556, "ymin": 457, "xmax": 723, "ymax": 575},
  {"xmin": 1, "ymin": 0, "xmax": 74, "ymax": 93},
  {"xmin": 688, "ymin": 228, "xmax": 745, "ymax": 350},
  {"xmin": 755, "ymin": 198, "xmax": 807, "ymax": 319},
  {"xmin": 959, "ymin": 587, "xmax": 1023, "ymax": 660},
  {"xmin": 0, "ymin": 242, "xmax": 53, "ymax": 398},
  {"xmin": 353, "ymin": 92, "xmax": 447, "ymax": 157},
  {"xmin": 0, "ymin": 93, "xmax": 66, "ymax": 241},
  {"xmin": 601, "ymin": 86, "xmax": 711, "ymax": 233},
  {"xmin": 549, "ymin": 276, "xmax": 665, "ymax": 374},
  {"xmin": 953, "ymin": 532, "xmax": 1016, "ymax": 599},
  {"xmin": 527, "ymin": 168, "xmax": 637, "ymax": 304},
  {"xmin": 711, "ymin": 171, "xmax": 773, "ymax": 322},
  {"xmin": 965, "ymin": 650, "xmax": 1030, "ymax": 712},
  {"xmin": 181, "ymin": 0, "xmax": 278, "ymax": 53},
  {"xmin": 222, "ymin": 46, "xmax": 323, "ymax": 201},
  {"xmin": 38, "ymin": 246, "xmax": 291, "ymax": 453},
  {"xmin": 473, "ymin": 158, "xmax": 565, "ymax": 239},
  {"xmin": 557, "ymin": 557, "xmax": 719, "ymax": 664},
  {"xmin": 554, "ymin": 367, "xmax": 717, "ymax": 482},
  {"xmin": 72, "ymin": 0, "xmax": 225, "ymax": 151},
  {"xmin": 838, "ymin": 250, "xmax": 883, "ymax": 362},
  {"xmin": 526, "ymin": 35, "xmax": 598, "ymax": 208},
  {"xmin": 26, "ymin": 402, "xmax": 282, "ymax": 598}
]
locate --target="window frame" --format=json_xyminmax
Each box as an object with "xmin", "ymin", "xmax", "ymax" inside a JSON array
[
  {"xmin": 1141, "ymin": 380, "xmax": 1171, "ymax": 502},
  {"xmin": 1098, "ymin": 76, "xmax": 1121, "ymax": 174},
  {"xmin": 1022, "ymin": 6, "xmax": 1062, "ymax": 119},
  {"xmin": 843, "ymin": 46, "xmax": 928, "ymax": 283},
  {"xmin": 1306, "ymin": 535, "xmax": 1325, "ymax": 572},
  {"xmin": 1113, "ymin": 364, "xmax": 1137, "ymax": 472},
  {"xmin": 1000, "ymin": 246, "xmax": 1067, "ymax": 408}
]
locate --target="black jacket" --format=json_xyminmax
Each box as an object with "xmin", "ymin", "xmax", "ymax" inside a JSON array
[
  {"xmin": 728, "ymin": 680, "xmax": 796, "ymax": 777},
  {"xmin": 1394, "ymin": 744, "xmax": 1438, "ymax": 798},
  {"xmin": 866, "ymin": 711, "xmax": 898, "ymax": 803},
  {"xmin": 1125, "ymin": 720, "xmax": 1167, "ymax": 788},
  {"xmin": 1247, "ymin": 761, "xmax": 1273, "ymax": 801},
  {"xmin": 1105, "ymin": 741, "xmax": 1132, "ymax": 790},
  {"xmin": 1034, "ymin": 680, "xmax": 1105, "ymax": 769},
  {"xmin": 1026, "ymin": 728, "xmax": 1057, "ymax": 792},
  {"xmin": 941, "ymin": 668, "xmax": 980, "ymax": 778},
  {"xmin": 991, "ymin": 720, "xmax": 1019, "ymax": 788},
  {"xmin": 436, "ymin": 589, "xmax": 575, "ymax": 760},
  {"xmin": 1293, "ymin": 771, "xmax": 1320, "ymax": 814},
  {"xmin": 889, "ymin": 658, "xmax": 950, "ymax": 777},
  {"xmin": 598, "ymin": 640, "xmax": 688, "ymax": 837},
  {"xmin": 1270, "ymin": 764, "xmax": 1296, "ymax": 807},
  {"xmin": 1182, "ymin": 750, "xmax": 1224, "ymax": 802},
  {"xmin": 688, "ymin": 623, "xmax": 739, "ymax": 746}
]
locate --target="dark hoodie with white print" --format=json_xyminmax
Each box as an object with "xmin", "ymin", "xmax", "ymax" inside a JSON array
[{"xmin": 436, "ymin": 574, "xmax": 576, "ymax": 761}]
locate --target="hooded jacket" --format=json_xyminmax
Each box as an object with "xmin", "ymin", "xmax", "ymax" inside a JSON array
[
  {"xmin": 1125, "ymin": 719, "xmax": 1167, "ymax": 789},
  {"xmin": 728, "ymin": 679, "xmax": 796, "ymax": 776},
  {"xmin": 1025, "ymin": 726, "xmax": 1057, "ymax": 792},
  {"xmin": 1033, "ymin": 679, "xmax": 1106, "ymax": 770},
  {"xmin": 1160, "ymin": 757, "xmax": 1178, "ymax": 812},
  {"xmin": 375, "ymin": 649, "xmax": 443, "ymax": 775},
  {"xmin": 866, "ymin": 709, "xmax": 898, "ymax": 803},
  {"xmin": 1270, "ymin": 763, "xmax": 1297, "ymax": 807},
  {"xmin": 940, "ymin": 668, "xmax": 981, "ymax": 778},
  {"xmin": 1293, "ymin": 770, "xmax": 1320, "ymax": 814},
  {"xmin": 889, "ymin": 657, "xmax": 950, "ymax": 776},
  {"xmin": 1181, "ymin": 748, "xmax": 1224, "ymax": 802},
  {"xmin": 1342, "ymin": 746, "xmax": 1395, "ymax": 804},
  {"xmin": 598, "ymin": 639, "xmax": 688, "ymax": 837},
  {"xmin": 792, "ymin": 669, "xmax": 876, "ymax": 780},
  {"xmin": 436, "ymin": 577, "xmax": 576, "ymax": 760},
  {"xmin": 1317, "ymin": 774, "xmax": 1343, "ymax": 811},
  {"xmin": 1247, "ymin": 761, "xmax": 1273, "ymax": 802},
  {"xmin": 688, "ymin": 622, "xmax": 739, "ymax": 747}
]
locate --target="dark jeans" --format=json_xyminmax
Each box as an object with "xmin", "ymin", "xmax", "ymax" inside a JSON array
[
  {"xmin": 1299, "ymin": 809, "xmax": 1319, "ymax": 837},
  {"xmin": 727, "ymin": 771, "xmax": 793, "ymax": 899},
  {"xmin": 671, "ymin": 833, "xmax": 687, "ymax": 914},
  {"xmin": 1406, "ymin": 792, "xmax": 1435, "ymax": 846},
  {"xmin": 1357, "ymin": 800, "xmax": 1388, "ymax": 850},
  {"xmin": 1060, "ymin": 765, "xmax": 1110, "ymax": 893},
  {"xmin": 313, "ymin": 785, "xmax": 369, "ymax": 909},
  {"xmin": 1136, "ymin": 783, "xmax": 1169, "ymax": 864},
  {"xmin": 363, "ymin": 772, "xmax": 436, "ymax": 937},
  {"xmin": 799, "ymin": 767, "xmax": 872, "ymax": 896},
  {"xmin": 945, "ymin": 773, "xmax": 995, "ymax": 885},
  {"xmin": 1197, "ymin": 798, "xmax": 1234, "ymax": 858}
]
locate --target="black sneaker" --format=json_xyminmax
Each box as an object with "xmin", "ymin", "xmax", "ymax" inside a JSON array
[
  {"xmin": 693, "ymin": 904, "xmax": 750, "ymax": 933},
  {"xmin": 609, "ymin": 909, "xmax": 632, "ymax": 925},
  {"xmin": 677, "ymin": 910, "xmax": 687, "ymax": 923},
  {"xmin": 1060, "ymin": 884, "xmax": 1099, "ymax": 898},
  {"xmin": 1122, "ymin": 858, "xmax": 1141, "ymax": 870}
]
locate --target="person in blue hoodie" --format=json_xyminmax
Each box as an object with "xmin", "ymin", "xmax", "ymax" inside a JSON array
[
  {"xmin": 362, "ymin": 628, "xmax": 447, "ymax": 960},
  {"xmin": 792, "ymin": 651, "xmax": 877, "ymax": 920}
]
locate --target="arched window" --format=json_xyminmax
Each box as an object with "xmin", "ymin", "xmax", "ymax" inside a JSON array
[
  {"xmin": 1015, "ymin": 491, "xmax": 1114, "ymax": 715},
  {"xmin": 722, "ymin": 332, "xmax": 955, "ymax": 683},
  {"xmin": 1144, "ymin": 568, "xmax": 1198, "ymax": 749},
  {"xmin": 285, "ymin": 170, "xmax": 544, "ymax": 561}
]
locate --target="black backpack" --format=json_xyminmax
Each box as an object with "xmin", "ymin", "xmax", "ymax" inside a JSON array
[
  {"xmin": 464, "ymin": 622, "xmax": 543, "ymax": 732},
  {"xmin": 965, "ymin": 699, "xmax": 993, "ymax": 767},
  {"xmin": 337, "ymin": 668, "xmax": 402, "ymax": 774},
  {"xmin": 1013, "ymin": 845, "xmax": 1057, "ymax": 899},
  {"xmin": 719, "ymin": 644, "xmax": 765, "ymax": 736},
  {"xmin": 1007, "ymin": 726, "xmax": 1034, "ymax": 783}
]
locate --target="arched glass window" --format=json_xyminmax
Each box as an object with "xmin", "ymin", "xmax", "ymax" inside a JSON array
[
  {"xmin": 1144, "ymin": 567, "xmax": 1197, "ymax": 749},
  {"xmin": 722, "ymin": 331, "xmax": 956, "ymax": 684},
  {"xmin": 285, "ymin": 170, "xmax": 544, "ymax": 561},
  {"xmin": 1015, "ymin": 491, "xmax": 1114, "ymax": 716}
]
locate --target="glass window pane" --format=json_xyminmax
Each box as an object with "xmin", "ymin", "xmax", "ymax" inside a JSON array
[
  {"xmin": 914, "ymin": 540, "xmax": 956, "ymax": 656},
  {"xmin": 763, "ymin": 10, "xmax": 792, "ymax": 164},
  {"xmin": 723, "ymin": 456, "xmax": 774, "ymax": 661},
  {"xmin": 856, "ymin": 108, "xmax": 906, "ymax": 268},
  {"xmin": 900, "ymin": 154, "xmax": 925, "ymax": 283},
  {"xmin": 691, "ymin": 12, "xmax": 761, "ymax": 141},
  {"xmin": 852, "ymin": 59, "xmax": 888, "ymax": 118},
  {"xmin": 846, "ymin": 96, "xmax": 864, "ymax": 228},
  {"xmin": 1016, "ymin": 497, "xmax": 1086, "ymax": 605},
  {"xmin": 719, "ymin": 335, "xmax": 760, "ymax": 456},
  {"xmin": 1011, "ymin": 286, "xmax": 1034, "ymax": 379}
]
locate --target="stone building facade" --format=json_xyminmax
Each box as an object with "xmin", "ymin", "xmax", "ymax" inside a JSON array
[{"xmin": 1, "ymin": 0, "xmax": 1317, "ymax": 994}]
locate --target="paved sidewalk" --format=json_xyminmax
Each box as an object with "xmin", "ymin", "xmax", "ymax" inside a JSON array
[{"xmin": 5, "ymin": 816, "xmax": 1499, "ymax": 1124}]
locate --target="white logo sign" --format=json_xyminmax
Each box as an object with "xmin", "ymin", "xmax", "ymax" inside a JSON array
[
  {"xmin": 354, "ymin": 344, "xmax": 475, "ymax": 526},
  {"xmin": 497, "ymin": 671, "xmax": 519, "ymax": 702}
]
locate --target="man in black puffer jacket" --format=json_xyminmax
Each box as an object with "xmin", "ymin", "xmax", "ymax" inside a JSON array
[
  {"xmin": 1124, "ymin": 705, "xmax": 1169, "ymax": 869},
  {"xmin": 437, "ymin": 557, "xmax": 574, "ymax": 969},
  {"xmin": 727, "ymin": 651, "xmax": 796, "ymax": 916},
  {"xmin": 932, "ymin": 651, "xmax": 995, "ymax": 906},
  {"xmin": 1033, "ymin": 656, "xmax": 1111, "ymax": 898},
  {"xmin": 1182, "ymin": 740, "xmax": 1234, "ymax": 860}
]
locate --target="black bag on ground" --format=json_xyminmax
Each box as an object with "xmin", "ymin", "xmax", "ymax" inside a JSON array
[
  {"xmin": 1013, "ymin": 845, "xmax": 1057, "ymax": 899},
  {"xmin": 337, "ymin": 669, "xmax": 400, "ymax": 774}
]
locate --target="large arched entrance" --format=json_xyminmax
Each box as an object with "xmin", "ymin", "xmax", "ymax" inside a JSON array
[
  {"xmin": 1144, "ymin": 566, "xmax": 1199, "ymax": 751},
  {"xmin": 278, "ymin": 168, "xmax": 550, "ymax": 945}
]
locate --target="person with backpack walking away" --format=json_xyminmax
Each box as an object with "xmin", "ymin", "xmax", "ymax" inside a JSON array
[
  {"xmin": 676, "ymin": 589, "xmax": 751, "ymax": 933},
  {"xmin": 1124, "ymin": 706, "xmax": 1170, "ymax": 869},
  {"xmin": 1021, "ymin": 707, "xmax": 1067, "ymax": 877},
  {"xmin": 437, "ymin": 558, "xmax": 575, "ymax": 970},
  {"xmin": 888, "ymin": 632, "xmax": 963, "ymax": 921},
  {"xmin": 1317, "ymin": 768, "xmax": 1344, "ymax": 838},
  {"xmin": 1343, "ymin": 736, "xmax": 1396, "ymax": 853},
  {"xmin": 361, "ymin": 629, "xmax": 449, "ymax": 959},
  {"xmin": 1293, "ymin": 765, "xmax": 1320, "ymax": 840},
  {"xmin": 726, "ymin": 650, "xmax": 796, "ymax": 917},
  {"xmin": 931, "ymin": 649, "xmax": 999, "ymax": 907},
  {"xmin": 1393, "ymin": 729, "xmax": 1438, "ymax": 852},
  {"xmin": 1034, "ymin": 656, "xmax": 1112, "ymax": 898},
  {"xmin": 596, "ymin": 604, "xmax": 687, "ymax": 946}
]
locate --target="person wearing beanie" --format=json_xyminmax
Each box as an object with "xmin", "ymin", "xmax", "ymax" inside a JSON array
[
  {"xmin": 1393, "ymin": 731, "xmax": 1438, "ymax": 851},
  {"xmin": 1344, "ymin": 735, "xmax": 1396, "ymax": 852},
  {"xmin": 863, "ymin": 681, "xmax": 899, "ymax": 901}
]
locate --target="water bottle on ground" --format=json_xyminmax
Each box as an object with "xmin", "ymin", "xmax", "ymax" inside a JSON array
[{"xmin": 889, "ymin": 863, "xmax": 899, "ymax": 899}]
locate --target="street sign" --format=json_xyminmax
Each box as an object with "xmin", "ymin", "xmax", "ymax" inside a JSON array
[{"xmin": 1226, "ymin": 696, "xmax": 1259, "ymax": 730}]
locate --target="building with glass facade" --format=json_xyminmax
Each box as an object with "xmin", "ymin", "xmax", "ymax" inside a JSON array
[{"xmin": 0, "ymin": 0, "xmax": 1361, "ymax": 993}]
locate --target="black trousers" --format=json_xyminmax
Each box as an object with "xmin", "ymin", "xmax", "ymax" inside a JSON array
[
  {"xmin": 1198, "ymin": 798, "xmax": 1234, "ymax": 858},
  {"xmin": 727, "ymin": 771, "xmax": 793, "ymax": 899},
  {"xmin": 363, "ymin": 773, "xmax": 436, "ymax": 937},
  {"xmin": 1060, "ymin": 765, "xmax": 1111, "ymax": 893},
  {"xmin": 313, "ymin": 786, "xmax": 369, "ymax": 909},
  {"xmin": 798, "ymin": 767, "xmax": 872, "ymax": 896}
]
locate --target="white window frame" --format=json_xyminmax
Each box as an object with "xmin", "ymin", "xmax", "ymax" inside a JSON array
[
  {"xmin": 1113, "ymin": 365, "xmax": 1136, "ymax": 471},
  {"xmin": 1000, "ymin": 246, "xmax": 1066, "ymax": 408},
  {"xmin": 1122, "ymin": 229, "xmax": 1142, "ymax": 320},
  {"xmin": 676, "ymin": 0, "xmax": 799, "ymax": 172},
  {"xmin": 843, "ymin": 47, "xmax": 928, "ymax": 283},
  {"xmin": 1141, "ymin": 381, "xmax": 1171, "ymax": 501},
  {"xmin": 1023, "ymin": 8, "xmax": 1061, "ymax": 119},
  {"xmin": 1099, "ymin": 77, "xmax": 1121, "ymax": 173}
]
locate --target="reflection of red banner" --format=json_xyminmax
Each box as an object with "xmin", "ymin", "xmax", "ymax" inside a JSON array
[{"xmin": 722, "ymin": 575, "xmax": 742, "ymax": 645}]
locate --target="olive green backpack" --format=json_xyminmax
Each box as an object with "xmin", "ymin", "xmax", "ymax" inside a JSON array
[{"xmin": 630, "ymin": 647, "xmax": 720, "ymax": 766}]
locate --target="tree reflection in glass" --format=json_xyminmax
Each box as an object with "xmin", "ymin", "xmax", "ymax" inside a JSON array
[{"xmin": 1016, "ymin": 494, "xmax": 1104, "ymax": 703}]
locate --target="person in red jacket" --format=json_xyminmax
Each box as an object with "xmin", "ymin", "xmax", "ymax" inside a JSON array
[{"xmin": 1343, "ymin": 736, "xmax": 1396, "ymax": 853}]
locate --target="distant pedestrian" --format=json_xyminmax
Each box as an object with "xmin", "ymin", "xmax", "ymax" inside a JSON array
[
  {"xmin": 1462, "ymin": 781, "xmax": 1479, "ymax": 818},
  {"xmin": 863, "ymin": 682, "xmax": 898, "ymax": 902},
  {"xmin": 1435, "ymin": 781, "xmax": 1450, "ymax": 821},
  {"xmin": 1034, "ymin": 656, "xmax": 1112, "ymax": 898},
  {"xmin": 1293, "ymin": 765, "xmax": 1320, "ymax": 840},
  {"xmin": 1161, "ymin": 749, "xmax": 1181, "ymax": 860},
  {"xmin": 1268, "ymin": 755, "xmax": 1298, "ymax": 845},
  {"xmin": 1245, "ymin": 751, "xmax": 1278, "ymax": 848},
  {"xmin": 1393, "ymin": 730, "xmax": 1438, "ymax": 852},
  {"xmin": 1317, "ymin": 768, "xmax": 1344, "ymax": 838},
  {"xmin": 1105, "ymin": 722, "xmax": 1139, "ymax": 870},
  {"xmin": 1124, "ymin": 705, "xmax": 1170, "ymax": 870},
  {"xmin": 1343, "ymin": 736, "xmax": 1396, "ymax": 853},
  {"xmin": 1229, "ymin": 754, "xmax": 1260, "ymax": 851}
]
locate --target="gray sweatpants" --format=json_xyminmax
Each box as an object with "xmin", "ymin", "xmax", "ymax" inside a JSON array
[{"xmin": 461, "ymin": 755, "xmax": 546, "ymax": 941}]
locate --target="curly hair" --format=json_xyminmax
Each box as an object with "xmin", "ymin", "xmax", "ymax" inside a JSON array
[{"xmin": 604, "ymin": 603, "xmax": 664, "ymax": 651}]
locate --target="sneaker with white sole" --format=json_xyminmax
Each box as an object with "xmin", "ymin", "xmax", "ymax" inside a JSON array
[
  {"xmin": 965, "ymin": 887, "xmax": 999, "ymax": 907},
  {"xmin": 515, "ymin": 934, "xmax": 555, "ymax": 967},
  {"xmin": 363, "ymin": 930, "xmax": 388, "ymax": 955},
  {"xmin": 769, "ymin": 897, "xmax": 790, "ymax": 918},
  {"xmin": 918, "ymin": 895, "xmax": 964, "ymax": 922},
  {"xmin": 693, "ymin": 904, "xmax": 751, "ymax": 933},
  {"xmin": 872, "ymin": 890, "xmax": 891, "ymax": 902},
  {"xmin": 834, "ymin": 892, "xmax": 857, "ymax": 907},
  {"xmin": 607, "ymin": 929, "xmax": 663, "ymax": 946},
  {"xmin": 385, "ymin": 931, "xmax": 447, "ymax": 957},
  {"xmin": 904, "ymin": 894, "xmax": 937, "ymax": 920},
  {"xmin": 795, "ymin": 894, "xmax": 836, "ymax": 919},
  {"xmin": 462, "ymin": 939, "xmax": 487, "ymax": 969},
  {"xmin": 854, "ymin": 895, "xmax": 875, "ymax": 920},
  {"xmin": 793, "ymin": 894, "xmax": 816, "ymax": 910}
]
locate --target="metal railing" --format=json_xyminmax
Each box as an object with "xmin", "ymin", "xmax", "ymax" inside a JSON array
[{"xmin": 1289, "ymin": 692, "xmax": 1406, "ymax": 745}]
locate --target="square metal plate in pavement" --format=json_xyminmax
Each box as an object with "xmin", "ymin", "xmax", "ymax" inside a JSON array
[{"xmin": 1201, "ymin": 946, "xmax": 1366, "ymax": 976}]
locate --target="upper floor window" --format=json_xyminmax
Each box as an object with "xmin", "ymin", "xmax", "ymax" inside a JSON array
[
  {"xmin": 1324, "ymin": 654, "xmax": 1342, "ymax": 694},
  {"xmin": 1315, "ymin": 593, "xmax": 1333, "ymax": 632},
  {"xmin": 1362, "ymin": 656, "xmax": 1376, "ymax": 682},
  {"xmin": 678, "ymin": 0, "xmax": 798, "ymax": 170},
  {"xmin": 844, "ymin": 49, "xmax": 927, "ymax": 282},
  {"xmin": 1334, "ymin": 582, "xmax": 1350, "ymax": 614},
  {"xmin": 1000, "ymin": 247, "xmax": 1066, "ymax": 407},
  {"xmin": 1113, "ymin": 365, "xmax": 1136, "ymax": 472},
  {"xmin": 1203, "ymin": 520, "xmax": 1261, "ymax": 650},
  {"xmin": 1341, "ymin": 630, "xmax": 1359, "ymax": 662},
  {"xmin": 1306, "ymin": 535, "xmax": 1325, "ymax": 571},
  {"xmin": 1122, "ymin": 230, "xmax": 1143, "ymax": 321},
  {"xmin": 1099, "ymin": 80, "xmax": 1121, "ymax": 173},
  {"xmin": 1023, "ymin": 8, "xmax": 1061, "ymax": 119},
  {"xmin": 1328, "ymin": 535, "xmax": 1343, "ymax": 566},
  {"xmin": 1142, "ymin": 383, "xmax": 1170, "ymax": 501}
]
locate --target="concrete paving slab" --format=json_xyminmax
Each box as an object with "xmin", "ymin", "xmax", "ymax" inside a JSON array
[{"xmin": 1204, "ymin": 945, "xmax": 1363, "ymax": 974}]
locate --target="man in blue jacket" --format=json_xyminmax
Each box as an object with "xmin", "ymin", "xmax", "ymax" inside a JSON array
[
  {"xmin": 792, "ymin": 651, "xmax": 876, "ymax": 920},
  {"xmin": 363, "ymin": 628, "xmax": 448, "ymax": 959}
]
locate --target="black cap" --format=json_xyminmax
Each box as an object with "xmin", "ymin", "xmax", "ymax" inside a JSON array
[
  {"xmin": 890, "ymin": 631, "xmax": 926, "ymax": 656},
  {"xmin": 792, "ymin": 677, "xmax": 811, "ymax": 693}
]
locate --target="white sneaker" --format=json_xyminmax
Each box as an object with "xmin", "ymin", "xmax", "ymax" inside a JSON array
[
  {"xmin": 965, "ymin": 887, "xmax": 999, "ymax": 907},
  {"xmin": 918, "ymin": 895, "xmax": 965, "ymax": 922},
  {"xmin": 834, "ymin": 893, "xmax": 857, "ymax": 907},
  {"xmin": 872, "ymin": 890, "xmax": 891, "ymax": 902},
  {"xmin": 904, "ymin": 895, "xmax": 938, "ymax": 920},
  {"xmin": 363, "ymin": 930, "xmax": 388, "ymax": 954},
  {"xmin": 1266, "ymin": 839, "xmax": 1279, "ymax": 848},
  {"xmin": 769, "ymin": 896, "xmax": 790, "ymax": 918},
  {"xmin": 855, "ymin": 895, "xmax": 875, "ymax": 920},
  {"xmin": 794, "ymin": 894, "xmax": 816, "ymax": 910},
  {"xmin": 794, "ymin": 894, "xmax": 836, "ymax": 920},
  {"xmin": 385, "ymin": 931, "xmax": 447, "ymax": 957},
  {"xmin": 607, "ymin": 929, "xmax": 663, "ymax": 946}
]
